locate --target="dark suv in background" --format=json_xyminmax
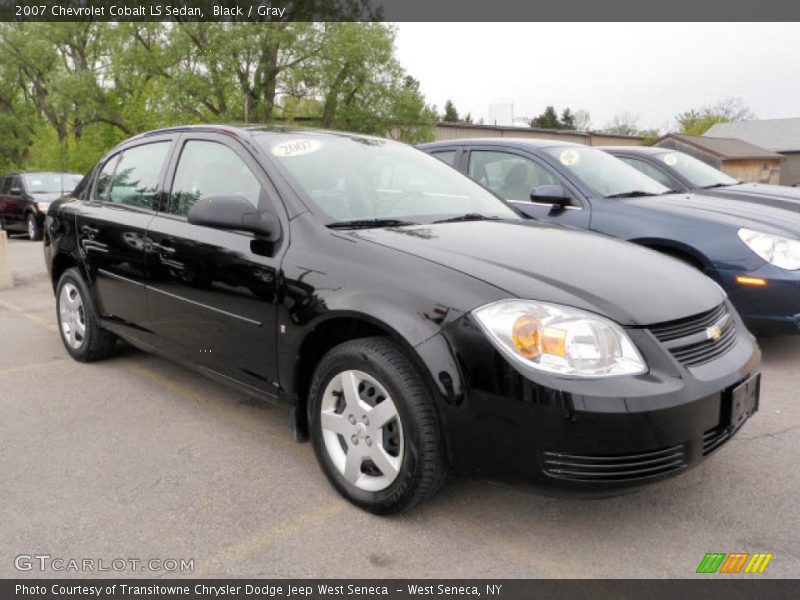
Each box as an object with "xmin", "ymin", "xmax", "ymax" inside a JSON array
[{"xmin": 0, "ymin": 171, "xmax": 83, "ymax": 241}]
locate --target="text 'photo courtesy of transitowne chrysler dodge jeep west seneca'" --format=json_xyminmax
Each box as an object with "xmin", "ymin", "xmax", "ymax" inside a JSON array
[{"xmin": 43, "ymin": 125, "xmax": 760, "ymax": 514}]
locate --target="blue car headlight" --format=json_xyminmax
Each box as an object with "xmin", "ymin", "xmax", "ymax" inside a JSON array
[{"xmin": 738, "ymin": 228, "xmax": 800, "ymax": 271}]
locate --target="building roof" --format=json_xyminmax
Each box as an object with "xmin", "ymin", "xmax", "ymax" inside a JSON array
[
  {"xmin": 705, "ymin": 118, "xmax": 800, "ymax": 153},
  {"xmin": 436, "ymin": 121, "xmax": 644, "ymax": 141},
  {"xmin": 652, "ymin": 133, "xmax": 783, "ymax": 161}
]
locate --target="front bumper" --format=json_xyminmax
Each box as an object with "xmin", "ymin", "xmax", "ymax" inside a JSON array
[
  {"xmin": 417, "ymin": 308, "xmax": 761, "ymax": 494},
  {"xmin": 715, "ymin": 266, "xmax": 800, "ymax": 335}
]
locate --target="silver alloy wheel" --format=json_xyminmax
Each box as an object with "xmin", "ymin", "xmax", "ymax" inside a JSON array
[
  {"xmin": 27, "ymin": 215, "xmax": 36, "ymax": 240},
  {"xmin": 320, "ymin": 370, "xmax": 404, "ymax": 492},
  {"xmin": 58, "ymin": 282, "xmax": 86, "ymax": 350}
]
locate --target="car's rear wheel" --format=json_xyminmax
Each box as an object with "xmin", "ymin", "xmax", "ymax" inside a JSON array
[
  {"xmin": 26, "ymin": 213, "xmax": 42, "ymax": 241},
  {"xmin": 308, "ymin": 337, "xmax": 447, "ymax": 514},
  {"xmin": 56, "ymin": 268, "xmax": 116, "ymax": 362}
]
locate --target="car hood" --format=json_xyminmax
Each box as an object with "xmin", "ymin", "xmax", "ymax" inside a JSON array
[
  {"xmin": 345, "ymin": 220, "xmax": 723, "ymax": 327},
  {"xmin": 625, "ymin": 192, "xmax": 800, "ymax": 237},
  {"xmin": 30, "ymin": 192, "xmax": 64, "ymax": 203}
]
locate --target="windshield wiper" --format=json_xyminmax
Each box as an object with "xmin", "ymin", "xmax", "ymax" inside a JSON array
[
  {"xmin": 432, "ymin": 213, "xmax": 502, "ymax": 224},
  {"xmin": 702, "ymin": 182, "xmax": 737, "ymax": 189},
  {"xmin": 327, "ymin": 218, "xmax": 417, "ymax": 230},
  {"xmin": 605, "ymin": 190, "xmax": 660, "ymax": 199}
]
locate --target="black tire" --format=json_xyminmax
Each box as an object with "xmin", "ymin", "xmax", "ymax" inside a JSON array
[
  {"xmin": 55, "ymin": 267, "xmax": 117, "ymax": 362},
  {"xmin": 26, "ymin": 213, "xmax": 42, "ymax": 241},
  {"xmin": 308, "ymin": 336, "xmax": 447, "ymax": 514}
]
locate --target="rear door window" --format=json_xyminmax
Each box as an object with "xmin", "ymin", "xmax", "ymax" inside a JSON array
[
  {"xmin": 468, "ymin": 150, "xmax": 559, "ymax": 201},
  {"xmin": 431, "ymin": 150, "xmax": 458, "ymax": 167}
]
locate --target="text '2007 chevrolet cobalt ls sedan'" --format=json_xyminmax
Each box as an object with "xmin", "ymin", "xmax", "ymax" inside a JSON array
[{"xmin": 44, "ymin": 126, "xmax": 760, "ymax": 513}]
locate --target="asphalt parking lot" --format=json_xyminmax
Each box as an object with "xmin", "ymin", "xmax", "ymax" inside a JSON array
[{"xmin": 1, "ymin": 234, "xmax": 799, "ymax": 579}]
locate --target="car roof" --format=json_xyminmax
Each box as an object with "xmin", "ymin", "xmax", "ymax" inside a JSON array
[
  {"xmin": 419, "ymin": 137, "xmax": 583, "ymax": 151},
  {"xmin": 599, "ymin": 146, "xmax": 668, "ymax": 156},
  {"xmin": 133, "ymin": 123, "xmax": 386, "ymax": 143},
  {"xmin": 1, "ymin": 171, "xmax": 83, "ymax": 177}
]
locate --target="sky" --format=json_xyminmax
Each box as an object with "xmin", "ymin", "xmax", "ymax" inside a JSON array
[{"xmin": 393, "ymin": 23, "xmax": 800, "ymax": 131}]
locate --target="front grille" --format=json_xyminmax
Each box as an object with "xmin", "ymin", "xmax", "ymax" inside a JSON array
[
  {"xmin": 650, "ymin": 303, "xmax": 727, "ymax": 342},
  {"xmin": 648, "ymin": 303, "xmax": 737, "ymax": 368},
  {"xmin": 542, "ymin": 445, "xmax": 687, "ymax": 482},
  {"xmin": 702, "ymin": 426, "xmax": 731, "ymax": 456}
]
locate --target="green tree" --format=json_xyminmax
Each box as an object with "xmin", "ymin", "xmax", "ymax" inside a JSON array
[
  {"xmin": 675, "ymin": 97, "xmax": 755, "ymax": 135},
  {"xmin": 530, "ymin": 105, "xmax": 561, "ymax": 129},
  {"xmin": 442, "ymin": 100, "xmax": 460, "ymax": 122},
  {"xmin": 560, "ymin": 108, "xmax": 576, "ymax": 130}
]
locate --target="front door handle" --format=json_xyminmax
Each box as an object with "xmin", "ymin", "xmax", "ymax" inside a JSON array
[{"xmin": 82, "ymin": 225, "xmax": 100, "ymax": 238}]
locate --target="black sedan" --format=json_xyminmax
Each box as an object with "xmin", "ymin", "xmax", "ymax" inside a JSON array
[
  {"xmin": 603, "ymin": 145, "xmax": 800, "ymax": 205},
  {"xmin": 0, "ymin": 171, "xmax": 83, "ymax": 240},
  {"xmin": 422, "ymin": 139, "xmax": 800, "ymax": 335},
  {"xmin": 45, "ymin": 126, "xmax": 759, "ymax": 513}
]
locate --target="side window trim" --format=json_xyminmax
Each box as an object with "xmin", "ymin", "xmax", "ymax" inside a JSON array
[
  {"xmin": 466, "ymin": 147, "xmax": 585, "ymax": 210},
  {"xmin": 91, "ymin": 153, "xmax": 121, "ymax": 203}
]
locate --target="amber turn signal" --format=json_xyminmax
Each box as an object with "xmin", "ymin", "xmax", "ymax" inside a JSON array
[{"xmin": 735, "ymin": 275, "xmax": 767, "ymax": 287}]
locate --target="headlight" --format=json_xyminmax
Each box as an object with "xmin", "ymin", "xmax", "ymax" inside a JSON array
[
  {"xmin": 738, "ymin": 228, "xmax": 800, "ymax": 271},
  {"xmin": 36, "ymin": 202, "xmax": 50, "ymax": 212},
  {"xmin": 473, "ymin": 300, "xmax": 647, "ymax": 378}
]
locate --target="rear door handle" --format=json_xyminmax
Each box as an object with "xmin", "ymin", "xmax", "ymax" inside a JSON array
[{"xmin": 150, "ymin": 242, "xmax": 176, "ymax": 254}]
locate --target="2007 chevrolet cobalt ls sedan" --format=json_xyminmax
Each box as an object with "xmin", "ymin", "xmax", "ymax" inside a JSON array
[{"xmin": 44, "ymin": 126, "xmax": 760, "ymax": 513}]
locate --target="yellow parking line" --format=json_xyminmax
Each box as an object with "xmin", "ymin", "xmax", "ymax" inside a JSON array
[
  {"xmin": 0, "ymin": 358, "xmax": 67, "ymax": 376},
  {"xmin": 0, "ymin": 299, "xmax": 58, "ymax": 333},
  {"xmin": 195, "ymin": 503, "xmax": 346, "ymax": 577}
]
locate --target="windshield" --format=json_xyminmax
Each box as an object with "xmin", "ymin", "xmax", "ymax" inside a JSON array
[
  {"xmin": 540, "ymin": 146, "xmax": 670, "ymax": 198},
  {"xmin": 658, "ymin": 152, "xmax": 739, "ymax": 188},
  {"xmin": 22, "ymin": 173, "xmax": 83, "ymax": 194},
  {"xmin": 257, "ymin": 133, "xmax": 519, "ymax": 224}
]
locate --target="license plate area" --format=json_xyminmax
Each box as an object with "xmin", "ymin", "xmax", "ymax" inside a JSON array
[{"xmin": 723, "ymin": 373, "xmax": 760, "ymax": 432}]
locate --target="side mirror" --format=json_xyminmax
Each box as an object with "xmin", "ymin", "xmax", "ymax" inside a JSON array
[
  {"xmin": 531, "ymin": 184, "xmax": 571, "ymax": 208},
  {"xmin": 188, "ymin": 195, "xmax": 279, "ymax": 240},
  {"xmin": 9, "ymin": 187, "xmax": 22, "ymax": 196}
]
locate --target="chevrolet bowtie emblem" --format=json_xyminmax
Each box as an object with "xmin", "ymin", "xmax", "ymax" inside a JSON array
[{"xmin": 705, "ymin": 313, "xmax": 731, "ymax": 342}]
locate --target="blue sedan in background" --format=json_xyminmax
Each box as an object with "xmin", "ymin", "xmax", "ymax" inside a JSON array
[
  {"xmin": 420, "ymin": 139, "xmax": 800, "ymax": 335},
  {"xmin": 603, "ymin": 145, "xmax": 800, "ymax": 204}
]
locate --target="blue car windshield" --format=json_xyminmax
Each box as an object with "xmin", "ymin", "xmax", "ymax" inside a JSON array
[
  {"xmin": 257, "ymin": 133, "xmax": 520, "ymax": 224},
  {"xmin": 541, "ymin": 146, "xmax": 670, "ymax": 198}
]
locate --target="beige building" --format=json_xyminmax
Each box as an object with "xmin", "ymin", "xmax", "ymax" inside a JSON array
[
  {"xmin": 435, "ymin": 122, "xmax": 644, "ymax": 147},
  {"xmin": 706, "ymin": 119, "xmax": 800, "ymax": 186},
  {"xmin": 653, "ymin": 133, "xmax": 784, "ymax": 184}
]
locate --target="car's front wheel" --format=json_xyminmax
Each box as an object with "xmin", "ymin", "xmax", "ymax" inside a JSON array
[
  {"xmin": 56, "ymin": 268, "xmax": 117, "ymax": 362},
  {"xmin": 309, "ymin": 337, "xmax": 447, "ymax": 514},
  {"xmin": 26, "ymin": 213, "xmax": 42, "ymax": 241}
]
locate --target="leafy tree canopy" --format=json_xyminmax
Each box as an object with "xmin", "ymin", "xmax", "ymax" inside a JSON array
[{"xmin": 0, "ymin": 21, "xmax": 437, "ymax": 173}]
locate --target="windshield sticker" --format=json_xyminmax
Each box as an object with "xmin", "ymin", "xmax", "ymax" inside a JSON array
[
  {"xmin": 560, "ymin": 149, "xmax": 580, "ymax": 166},
  {"xmin": 663, "ymin": 153, "xmax": 678, "ymax": 166},
  {"xmin": 272, "ymin": 138, "xmax": 322, "ymax": 158}
]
